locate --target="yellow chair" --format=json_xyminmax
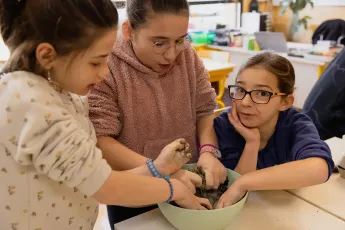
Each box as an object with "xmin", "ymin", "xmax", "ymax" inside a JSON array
[
  {"xmin": 310, "ymin": 24, "xmax": 319, "ymax": 33},
  {"xmin": 318, "ymin": 62, "xmax": 329, "ymax": 78},
  {"xmin": 193, "ymin": 44, "xmax": 223, "ymax": 52},
  {"xmin": 197, "ymin": 49, "xmax": 231, "ymax": 62},
  {"xmin": 197, "ymin": 48, "xmax": 233, "ymax": 108}
]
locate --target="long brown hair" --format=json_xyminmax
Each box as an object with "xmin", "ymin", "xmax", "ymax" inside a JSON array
[
  {"xmin": 127, "ymin": 0, "xmax": 189, "ymax": 30},
  {"xmin": 238, "ymin": 52, "xmax": 295, "ymax": 94},
  {"xmin": 0, "ymin": 0, "xmax": 119, "ymax": 75}
]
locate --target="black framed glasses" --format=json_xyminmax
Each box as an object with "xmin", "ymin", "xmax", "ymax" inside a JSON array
[
  {"xmin": 151, "ymin": 35, "xmax": 192, "ymax": 54},
  {"xmin": 228, "ymin": 85, "xmax": 287, "ymax": 104}
]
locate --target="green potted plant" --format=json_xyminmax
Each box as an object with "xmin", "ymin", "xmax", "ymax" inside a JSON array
[{"xmin": 279, "ymin": 0, "xmax": 314, "ymax": 41}]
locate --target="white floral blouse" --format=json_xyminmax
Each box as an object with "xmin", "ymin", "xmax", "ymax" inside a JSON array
[{"xmin": 0, "ymin": 71, "xmax": 111, "ymax": 230}]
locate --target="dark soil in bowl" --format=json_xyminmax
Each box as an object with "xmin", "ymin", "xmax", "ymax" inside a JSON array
[{"xmin": 171, "ymin": 167, "xmax": 229, "ymax": 209}]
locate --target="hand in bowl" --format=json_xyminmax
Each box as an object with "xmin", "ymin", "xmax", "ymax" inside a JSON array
[
  {"xmin": 215, "ymin": 180, "xmax": 246, "ymax": 209},
  {"xmin": 172, "ymin": 179, "xmax": 213, "ymax": 210},
  {"xmin": 171, "ymin": 169, "xmax": 202, "ymax": 194},
  {"xmin": 197, "ymin": 153, "xmax": 227, "ymax": 190}
]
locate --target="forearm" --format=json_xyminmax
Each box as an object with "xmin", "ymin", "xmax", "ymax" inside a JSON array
[
  {"xmin": 197, "ymin": 114, "xmax": 218, "ymax": 146},
  {"xmin": 122, "ymin": 164, "xmax": 170, "ymax": 208},
  {"xmin": 234, "ymin": 141, "xmax": 260, "ymax": 175},
  {"xmin": 93, "ymin": 171, "xmax": 181, "ymax": 206},
  {"xmin": 236, "ymin": 158, "xmax": 329, "ymax": 191},
  {"xmin": 125, "ymin": 161, "xmax": 167, "ymax": 177},
  {"xmin": 97, "ymin": 137, "xmax": 147, "ymax": 171}
]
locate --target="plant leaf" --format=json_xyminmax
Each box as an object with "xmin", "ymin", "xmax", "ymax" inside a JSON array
[
  {"xmin": 296, "ymin": 0, "xmax": 307, "ymax": 11},
  {"xmin": 303, "ymin": 21, "xmax": 308, "ymax": 30},
  {"xmin": 308, "ymin": 0, "xmax": 314, "ymax": 8},
  {"xmin": 290, "ymin": 1, "xmax": 297, "ymax": 14},
  {"xmin": 298, "ymin": 18, "xmax": 308, "ymax": 30}
]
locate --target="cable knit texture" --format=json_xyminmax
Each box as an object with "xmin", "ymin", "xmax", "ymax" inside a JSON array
[{"xmin": 88, "ymin": 37, "xmax": 217, "ymax": 162}]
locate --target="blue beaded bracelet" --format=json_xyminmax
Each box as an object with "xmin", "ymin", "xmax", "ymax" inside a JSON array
[
  {"xmin": 146, "ymin": 158, "xmax": 162, "ymax": 178},
  {"xmin": 163, "ymin": 175, "xmax": 174, "ymax": 203},
  {"xmin": 146, "ymin": 159, "xmax": 173, "ymax": 203}
]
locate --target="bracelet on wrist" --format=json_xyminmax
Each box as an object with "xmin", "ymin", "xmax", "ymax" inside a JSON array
[
  {"xmin": 146, "ymin": 158, "xmax": 169, "ymax": 179},
  {"xmin": 146, "ymin": 158, "xmax": 162, "ymax": 178},
  {"xmin": 198, "ymin": 144, "xmax": 222, "ymax": 158},
  {"xmin": 146, "ymin": 159, "xmax": 173, "ymax": 203},
  {"xmin": 163, "ymin": 176, "xmax": 174, "ymax": 203},
  {"xmin": 198, "ymin": 144, "xmax": 217, "ymax": 152}
]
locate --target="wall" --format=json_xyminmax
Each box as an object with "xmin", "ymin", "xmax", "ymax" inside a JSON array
[
  {"xmin": 189, "ymin": 3, "xmax": 240, "ymax": 30},
  {"xmin": 272, "ymin": 5, "xmax": 345, "ymax": 43},
  {"xmin": 116, "ymin": 1, "xmax": 241, "ymax": 30}
]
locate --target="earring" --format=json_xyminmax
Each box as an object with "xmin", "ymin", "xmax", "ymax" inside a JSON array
[{"xmin": 47, "ymin": 69, "xmax": 62, "ymax": 93}]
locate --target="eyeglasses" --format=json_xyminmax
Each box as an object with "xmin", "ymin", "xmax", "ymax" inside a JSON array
[
  {"xmin": 228, "ymin": 85, "xmax": 287, "ymax": 104},
  {"xmin": 151, "ymin": 35, "xmax": 192, "ymax": 54}
]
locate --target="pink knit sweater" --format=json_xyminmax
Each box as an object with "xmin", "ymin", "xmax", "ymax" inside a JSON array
[{"xmin": 88, "ymin": 37, "xmax": 217, "ymax": 162}]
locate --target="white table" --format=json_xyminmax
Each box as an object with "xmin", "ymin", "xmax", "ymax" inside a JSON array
[
  {"xmin": 201, "ymin": 58, "xmax": 236, "ymax": 72},
  {"xmin": 289, "ymin": 174, "xmax": 345, "ymax": 221},
  {"xmin": 115, "ymin": 191, "xmax": 345, "ymax": 230},
  {"xmin": 287, "ymin": 137, "xmax": 345, "ymax": 221}
]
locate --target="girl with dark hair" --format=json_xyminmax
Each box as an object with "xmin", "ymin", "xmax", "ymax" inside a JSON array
[{"xmin": 0, "ymin": 1, "xmax": 211, "ymax": 229}]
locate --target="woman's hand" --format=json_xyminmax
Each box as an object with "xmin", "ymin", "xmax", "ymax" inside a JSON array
[
  {"xmin": 172, "ymin": 179, "xmax": 213, "ymax": 210},
  {"xmin": 171, "ymin": 169, "xmax": 202, "ymax": 194},
  {"xmin": 154, "ymin": 139, "xmax": 192, "ymax": 176},
  {"xmin": 197, "ymin": 153, "xmax": 227, "ymax": 189},
  {"xmin": 228, "ymin": 102, "xmax": 260, "ymax": 143}
]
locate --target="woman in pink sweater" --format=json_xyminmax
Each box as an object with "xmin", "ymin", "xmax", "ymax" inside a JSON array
[{"xmin": 88, "ymin": 0, "xmax": 227, "ymax": 226}]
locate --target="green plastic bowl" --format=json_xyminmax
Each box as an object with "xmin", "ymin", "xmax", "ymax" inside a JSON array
[{"xmin": 158, "ymin": 164, "xmax": 248, "ymax": 230}]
